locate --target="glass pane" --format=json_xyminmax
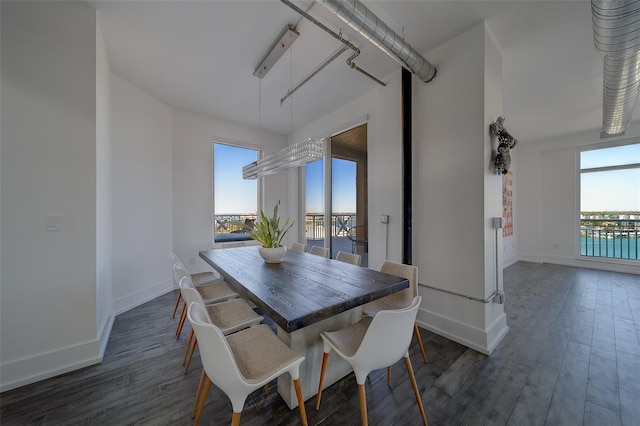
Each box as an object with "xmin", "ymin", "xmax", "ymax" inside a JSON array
[
  {"xmin": 580, "ymin": 168, "xmax": 640, "ymax": 260},
  {"xmin": 305, "ymin": 159, "xmax": 324, "ymax": 252},
  {"xmin": 581, "ymin": 168, "xmax": 640, "ymax": 212},
  {"xmin": 332, "ymin": 158, "xmax": 357, "ymax": 259},
  {"xmin": 580, "ymin": 143, "xmax": 640, "ymax": 169},
  {"xmin": 214, "ymin": 143, "xmax": 258, "ymax": 243}
]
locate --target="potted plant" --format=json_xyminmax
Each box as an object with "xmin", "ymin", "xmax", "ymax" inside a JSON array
[{"xmin": 250, "ymin": 201, "xmax": 294, "ymax": 264}]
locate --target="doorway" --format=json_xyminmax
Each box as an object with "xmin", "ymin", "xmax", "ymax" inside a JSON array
[{"xmin": 304, "ymin": 124, "xmax": 368, "ymax": 266}]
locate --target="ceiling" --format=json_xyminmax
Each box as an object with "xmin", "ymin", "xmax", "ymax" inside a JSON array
[{"xmin": 92, "ymin": 0, "xmax": 636, "ymax": 145}]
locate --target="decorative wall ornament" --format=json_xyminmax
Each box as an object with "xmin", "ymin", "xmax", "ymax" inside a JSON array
[
  {"xmin": 490, "ymin": 116, "xmax": 518, "ymax": 175},
  {"xmin": 502, "ymin": 170, "xmax": 514, "ymax": 237}
]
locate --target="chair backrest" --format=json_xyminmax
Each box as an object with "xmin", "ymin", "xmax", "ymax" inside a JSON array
[
  {"xmin": 178, "ymin": 275, "xmax": 205, "ymax": 308},
  {"xmin": 336, "ymin": 251, "xmax": 362, "ymax": 266},
  {"xmin": 309, "ymin": 246, "xmax": 330, "ymax": 258},
  {"xmin": 187, "ymin": 302, "xmax": 249, "ymax": 412},
  {"xmin": 351, "ymin": 296, "xmax": 421, "ymax": 381},
  {"xmin": 290, "ymin": 242, "xmax": 306, "ymax": 252},
  {"xmin": 380, "ymin": 260, "xmax": 418, "ymax": 304},
  {"xmin": 172, "ymin": 261, "xmax": 191, "ymax": 287}
]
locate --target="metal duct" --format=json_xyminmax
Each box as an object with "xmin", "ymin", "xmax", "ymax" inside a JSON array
[
  {"xmin": 316, "ymin": 0, "xmax": 436, "ymax": 83},
  {"xmin": 592, "ymin": 0, "xmax": 640, "ymax": 135},
  {"xmin": 602, "ymin": 52, "xmax": 640, "ymax": 134}
]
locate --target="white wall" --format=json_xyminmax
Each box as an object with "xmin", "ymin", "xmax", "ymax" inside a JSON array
[
  {"xmin": 289, "ymin": 87, "xmax": 398, "ymax": 269},
  {"xmin": 96, "ymin": 18, "xmax": 113, "ymax": 356},
  {"xmin": 1, "ymin": 1, "xmax": 101, "ymax": 391},
  {"xmin": 413, "ymin": 22, "xmax": 507, "ymax": 354},
  {"xmin": 516, "ymin": 123, "xmax": 640, "ymax": 275},
  {"xmin": 110, "ymin": 73, "xmax": 173, "ymax": 313},
  {"xmin": 172, "ymin": 108, "xmax": 287, "ymax": 275}
]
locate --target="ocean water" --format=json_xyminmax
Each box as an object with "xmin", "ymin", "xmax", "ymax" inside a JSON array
[{"xmin": 580, "ymin": 236, "xmax": 639, "ymax": 260}]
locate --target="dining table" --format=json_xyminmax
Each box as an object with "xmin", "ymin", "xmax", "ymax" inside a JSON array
[{"xmin": 199, "ymin": 245, "xmax": 409, "ymax": 409}]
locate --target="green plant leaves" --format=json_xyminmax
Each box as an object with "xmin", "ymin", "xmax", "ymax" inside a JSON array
[{"xmin": 249, "ymin": 200, "xmax": 294, "ymax": 248}]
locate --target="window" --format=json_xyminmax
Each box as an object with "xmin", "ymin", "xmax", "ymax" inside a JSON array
[
  {"xmin": 579, "ymin": 142, "xmax": 639, "ymax": 260},
  {"xmin": 213, "ymin": 142, "xmax": 259, "ymax": 243}
]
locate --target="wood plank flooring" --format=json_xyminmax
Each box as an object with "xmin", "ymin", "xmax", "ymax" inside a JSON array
[{"xmin": 1, "ymin": 262, "xmax": 639, "ymax": 425}]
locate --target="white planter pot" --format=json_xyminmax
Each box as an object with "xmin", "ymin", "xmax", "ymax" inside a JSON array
[{"xmin": 259, "ymin": 245, "xmax": 287, "ymax": 264}]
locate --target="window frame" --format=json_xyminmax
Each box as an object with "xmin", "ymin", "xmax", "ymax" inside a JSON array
[
  {"xmin": 212, "ymin": 138, "xmax": 263, "ymax": 245},
  {"xmin": 577, "ymin": 139, "xmax": 639, "ymax": 262}
]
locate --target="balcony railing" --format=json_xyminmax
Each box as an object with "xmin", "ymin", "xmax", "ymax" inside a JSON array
[
  {"xmin": 305, "ymin": 213, "xmax": 357, "ymax": 240},
  {"xmin": 214, "ymin": 213, "xmax": 358, "ymax": 242},
  {"xmin": 214, "ymin": 214, "xmax": 257, "ymax": 242},
  {"xmin": 580, "ymin": 219, "xmax": 639, "ymax": 260}
]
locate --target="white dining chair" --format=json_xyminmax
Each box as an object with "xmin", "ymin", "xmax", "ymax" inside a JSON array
[
  {"xmin": 169, "ymin": 253, "xmax": 223, "ymax": 317},
  {"xmin": 188, "ymin": 302, "xmax": 308, "ymax": 426},
  {"xmin": 362, "ymin": 261, "xmax": 428, "ymax": 365},
  {"xmin": 315, "ymin": 296, "xmax": 427, "ymax": 426},
  {"xmin": 309, "ymin": 245, "xmax": 330, "ymax": 258},
  {"xmin": 172, "ymin": 262, "xmax": 239, "ymax": 339},
  {"xmin": 336, "ymin": 251, "xmax": 362, "ymax": 266},
  {"xmin": 290, "ymin": 242, "xmax": 306, "ymax": 252},
  {"xmin": 178, "ymin": 276, "xmax": 263, "ymax": 374}
]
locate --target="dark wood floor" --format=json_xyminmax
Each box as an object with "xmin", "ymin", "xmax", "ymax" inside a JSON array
[{"xmin": 1, "ymin": 262, "xmax": 639, "ymax": 425}]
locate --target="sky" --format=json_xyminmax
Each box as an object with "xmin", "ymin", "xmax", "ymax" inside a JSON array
[
  {"xmin": 215, "ymin": 142, "xmax": 639, "ymax": 214},
  {"xmin": 214, "ymin": 143, "xmax": 257, "ymax": 214},
  {"xmin": 580, "ymin": 143, "xmax": 640, "ymax": 212},
  {"xmin": 306, "ymin": 158, "xmax": 357, "ymax": 213},
  {"xmin": 215, "ymin": 143, "xmax": 357, "ymax": 214}
]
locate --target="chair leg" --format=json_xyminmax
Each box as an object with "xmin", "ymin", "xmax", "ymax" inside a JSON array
[
  {"xmin": 172, "ymin": 291, "xmax": 182, "ymax": 318},
  {"xmin": 231, "ymin": 412, "xmax": 242, "ymax": 426},
  {"xmin": 264, "ymin": 383, "xmax": 269, "ymax": 395},
  {"xmin": 387, "ymin": 366, "xmax": 392, "ymax": 386},
  {"xmin": 194, "ymin": 376, "xmax": 212, "ymax": 426},
  {"xmin": 404, "ymin": 356, "xmax": 428, "ymax": 426},
  {"xmin": 294, "ymin": 378, "xmax": 308, "ymax": 426},
  {"xmin": 183, "ymin": 328, "xmax": 194, "ymax": 365},
  {"xmin": 192, "ymin": 370, "xmax": 206, "ymax": 418},
  {"xmin": 414, "ymin": 322, "xmax": 428, "ymax": 364},
  {"xmin": 315, "ymin": 352, "xmax": 330, "ymax": 410},
  {"xmin": 358, "ymin": 383, "xmax": 368, "ymax": 426},
  {"xmin": 184, "ymin": 336, "xmax": 197, "ymax": 375},
  {"xmin": 176, "ymin": 302, "xmax": 187, "ymax": 338}
]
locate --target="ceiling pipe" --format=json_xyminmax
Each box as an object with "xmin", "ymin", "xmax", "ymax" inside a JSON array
[
  {"xmin": 316, "ymin": 0, "xmax": 436, "ymax": 83},
  {"xmin": 592, "ymin": 0, "xmax": 640, "ymax": 135},
  {"xmin": 280, "ymin": 0, "xmax": 386, "ymax": 93}
]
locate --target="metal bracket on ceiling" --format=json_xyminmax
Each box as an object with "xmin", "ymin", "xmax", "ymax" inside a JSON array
[{"xmin": 279, "ymin": 0, "xmax": 386, "ymax": 102}]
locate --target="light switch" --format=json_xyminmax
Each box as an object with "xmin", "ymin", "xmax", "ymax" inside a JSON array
[{"xmin": 46, "ymin": 216, "xmax": 61, "ymax": 231}]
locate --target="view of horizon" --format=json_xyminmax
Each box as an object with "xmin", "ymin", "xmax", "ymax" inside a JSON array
[
  {"xmin": 214, "ymin": 142, "xmax": 638, "ymax": 215},
  {"xmin": 580, "ymin": 143, "xmax": 639, "ymax": 212}
]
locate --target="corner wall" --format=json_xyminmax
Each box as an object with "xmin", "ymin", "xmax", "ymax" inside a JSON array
[
  {"xmin": 413, "ymin": 22, "xmax": 508, "ymax": 354},
  {"xmin": 110, "ymin": 73, "xmax": 174, "ymax": 314},
  {"xmin": 96, "ymin": 17, "xmax": 113, "ymax": 356},
  {"xmin": 516, "ymin": 123, "xmax": 640, "ymax": 275},
  {"xmin": 171, "ymin": 108, "xmax": 287, "ymax": 276},
  {"xmin": 1, "ymin": 1, "xmax": 100, "ymax": 391}
]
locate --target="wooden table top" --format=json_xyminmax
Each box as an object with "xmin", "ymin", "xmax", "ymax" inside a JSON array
[{"xmin": 199, "ymin": 246, "xmax": 409, "ymax": 333}]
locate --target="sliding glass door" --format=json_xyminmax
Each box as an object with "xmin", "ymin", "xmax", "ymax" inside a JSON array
[{"xmin": 304, "ymin": 124, "xmax": 368, "ymax": 265}]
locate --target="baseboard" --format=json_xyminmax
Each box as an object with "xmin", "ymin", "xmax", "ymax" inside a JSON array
[
  {"xmin": 541, "ymin": 255, "xmax": 639, "ymax": 275},
  {"xmin": 0, "ymin": 339, "xmax": 102, "ymax": 393},
  {"xmin": 503, "ymin": 254, "xmax": 519, "ymax": 268},
  {"xmin": 416, "ymin": 307, "xmax": 509, "ymax": 355},
  {"xmin": 113, "ymin": 278, "xmax": 174, "ymax": 316},
  {"xmin": 98, "ymin": 313, "xmax": 115, "ymax": 358},
  {"xmin": 513, "ymin": 254, "xmax": 639, "ymax": 275},
  {"xmin": 519, "ymin": 253, "xmax": 544, "ymax": 264}
]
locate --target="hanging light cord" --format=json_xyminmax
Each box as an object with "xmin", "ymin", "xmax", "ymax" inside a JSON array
[
  {"xmin": 290, "ymin": 45, "xmax": 293, "ymax": 138},
  {"xmin": 258, "ymin": 78, "xmax": 262, "ymax": 129}
]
